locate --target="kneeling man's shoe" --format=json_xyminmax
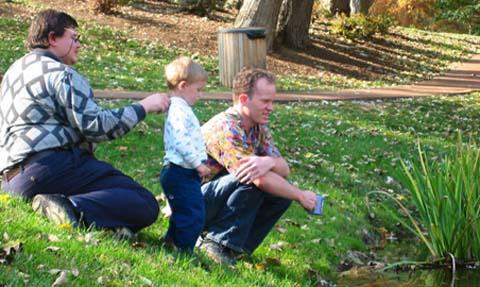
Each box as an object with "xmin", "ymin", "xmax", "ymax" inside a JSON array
[
  {"xmin": 200, "ymin": 238, "xmax": 237, "ymax": 266},
  {"xmin": 32, "ymin": 194, "xmax": 80, "ymax": 227}
]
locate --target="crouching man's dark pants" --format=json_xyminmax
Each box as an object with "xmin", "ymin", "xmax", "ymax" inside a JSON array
[{"xmin": 202, "ymin": 173, "xmax": 292, "ymax": 253}]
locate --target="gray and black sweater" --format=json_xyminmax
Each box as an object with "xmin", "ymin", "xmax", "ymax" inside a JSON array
[{"xmin": 0, "ymin": 49, "xmax": 145, "ymax": 172}]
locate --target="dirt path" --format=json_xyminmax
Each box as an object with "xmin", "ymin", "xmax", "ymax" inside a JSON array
[{"xmin": 95, "ymin": 54, "xmax": 480, "ymax": 102}]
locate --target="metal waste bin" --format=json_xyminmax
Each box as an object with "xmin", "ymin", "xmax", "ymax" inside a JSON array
[{"xmin": 218, "ymin": 27, "xmax": 266, "ymax": 88}]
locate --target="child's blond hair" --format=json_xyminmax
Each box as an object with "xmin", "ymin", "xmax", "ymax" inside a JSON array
[{"xmin": 165, "ymin": 56, "xmax": 208, "ymax": 90}]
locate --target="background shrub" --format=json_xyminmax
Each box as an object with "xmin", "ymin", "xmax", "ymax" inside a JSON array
[
  {"xmin": 435, "ymin": 0, "xmax": 480, "ymax": 34},
  {"xmin": 330, "ymin": 14, "xmax": 393, "ymax": 39},
  {"xmin": 89, "ymin": 0, "xmax": 117, "ymax": 14}
]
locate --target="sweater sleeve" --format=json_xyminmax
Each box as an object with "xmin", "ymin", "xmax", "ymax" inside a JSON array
[{"xmin": 55, "ymin": 69, "xmax": 145, "ymax": 142}]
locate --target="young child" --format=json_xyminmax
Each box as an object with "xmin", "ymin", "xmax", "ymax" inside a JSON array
[{"xmin": 159, "ymin": 56, "xmax": 210, "ymax": 252}]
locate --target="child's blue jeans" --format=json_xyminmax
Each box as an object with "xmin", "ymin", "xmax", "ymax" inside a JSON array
[{"xmin": 159, "ymin": 163, "xmax": 205, "ymax": 252}]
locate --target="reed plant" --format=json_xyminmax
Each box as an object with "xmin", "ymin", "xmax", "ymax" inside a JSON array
[{"xmin": 376, "ymin": 135, "xmax": 480, "ymax": 261}]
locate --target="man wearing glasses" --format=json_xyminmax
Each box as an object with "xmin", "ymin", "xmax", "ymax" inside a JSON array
[{"xmin": 0, "ymin": 9, "xmax": 169, "ymax": 236}]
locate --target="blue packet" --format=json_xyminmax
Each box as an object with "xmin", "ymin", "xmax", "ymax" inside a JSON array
[{"xmin": 311, "ymin": 194, "xmax": 326, "ymax": 215}]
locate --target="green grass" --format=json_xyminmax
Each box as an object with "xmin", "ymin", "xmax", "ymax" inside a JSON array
[{"xmin": 3, "ymin": 93, "xmax": 480, "ymax": 286}]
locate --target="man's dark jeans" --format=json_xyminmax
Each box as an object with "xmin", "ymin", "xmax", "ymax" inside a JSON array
[
  {"xmin": 1, "ymin": 148, "xmax": 159, "ymax": 232},
  {"xmin": 160, "ymin": 163, "xmax": 205, "ymax": 252},
  {"xmin": 202, "ymin": 173, "xmax": 291, "ymax": 253}
]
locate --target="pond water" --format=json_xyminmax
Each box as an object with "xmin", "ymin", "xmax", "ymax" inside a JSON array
[
  {"xmin": 335, "ymin": 241, "xmax": 480, "ymax": 287},
  {"xmin": 336, "ymin": 269, "xmax": 480, "ymax": 287}
]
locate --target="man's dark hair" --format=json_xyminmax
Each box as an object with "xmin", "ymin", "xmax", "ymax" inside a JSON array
[
  {"xmin": 26, "ymin": 9, "xmax": 78, "ymax": 50},
  {"xmin": 232, "ymin": 67, "xmax": 275, "ymax": 103}
]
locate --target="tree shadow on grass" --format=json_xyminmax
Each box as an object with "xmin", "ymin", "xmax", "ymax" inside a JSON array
[
  {"xmin": 271, "ymin": 29, "xmax": 474, "ymax": 82},
  {"xmin": 126, "ymin": 0, "xmax": 235, "ymax": 23}
]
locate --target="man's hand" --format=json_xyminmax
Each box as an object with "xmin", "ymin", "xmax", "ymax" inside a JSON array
[
  {"xmin": 235, "ymin": 156, "xmax": 274, "ymax": 184},
  {"xmin": 196, "ymin": 164, "xmax": 211, "ymax": 178},
  {"xmin": 139, "ymin": 93, "xmax": 170, "ymax": 113},
  {"xmin": 297, "ymin": 190, "xmax": 317, "ymax": 212}
]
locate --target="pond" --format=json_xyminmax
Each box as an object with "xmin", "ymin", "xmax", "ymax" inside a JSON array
[
  {"xmin": 337, "ymin": 269, "xmax": 480, "ymax": 287},
  {"xmin": 335, "ymin": 241, "xmax": 480, "ymax": 287}
]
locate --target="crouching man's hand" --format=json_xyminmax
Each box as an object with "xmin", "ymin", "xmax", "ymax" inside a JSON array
[{"xmin": 297, "ymin": 190, "xmax": 317, "ymax": 212}]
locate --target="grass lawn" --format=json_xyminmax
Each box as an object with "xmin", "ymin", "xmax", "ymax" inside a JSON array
[{"xmin": 2, "ymin": 93, "xmax": 480, "ymax": 286}]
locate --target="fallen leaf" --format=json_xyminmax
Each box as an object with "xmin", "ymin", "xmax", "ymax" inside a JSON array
[
  {"xmin": 58, "ymin": 223, "xmax": 72, "ymax": 230},
  {"xmin": 283, "ymin": 219, "xmax": 301, "ymax": 227},
  {"xmin": 79, "ymin": 233, "xmax": 99, "ymax": 246},
  {"xmin": 255, "ymin": 263, "xmax": 266, "ymax": 271},
  {"xmin": 71, "ymin": 268, "xmax": 80, "ymax": 277},
  {"xmin": 155, "ymin": 194, "xmax": 166, "ymax": 203},
  {"xmin": 311, "ymin": 238, "xmax": 322, "ymax": 244},
  {"xmin": 132, "ymin": 241, "xmax": 148, "ymax": 248},
  {"xmin": 161, "ymin": 204, "xmax": 172, "ymax": 218},
  {"xmin": 139, "ymin": 276, "xmax": 153, "ymax": 286},
  {"xmin": 265, "ymin": 257, "xmax": 281, "ymax": 266},
  {"xmin": 97, "ymin": 276, "xmax": 105, "ymax": 284},
  {"xmin": 48, "ymin": 269, "xmax": 63, "ymax": 275},
  {"xmin": 0, "ymin": 194, "xmax": 11, "ymax": 203},
  {"xmin": 52, "ymin": 270, "xmax": 68, "ymax": 286},
  {"xmin": 1, "ymin": 240, "xmax": 22, "ymax": 265},
  {"xmin": 45, "ymin": 246, "xmax": 61, "ymax": 252},
  {"xmin": 269, "ymin": 241, "xmax": 288, "ymax": 251},
  {"xmin": 275, "ymin": 226, "xmax": 287, "ymax": 234},
  {"xmin": 47, "ymin": 235, "xmax": 60, "ymax": 242}
]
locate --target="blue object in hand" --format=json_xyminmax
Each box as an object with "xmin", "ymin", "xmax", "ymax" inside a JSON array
[{"xmin": 311, "ymin": 194, "xmax": 325, "ymax": 215}]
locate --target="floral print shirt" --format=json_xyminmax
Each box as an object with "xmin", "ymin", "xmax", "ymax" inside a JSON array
[{"xmin": 201, "ymin": 107, "xmax": 280, "ymax": 182}]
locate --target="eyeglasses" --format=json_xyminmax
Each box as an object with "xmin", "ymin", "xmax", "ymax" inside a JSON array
[{"xmin": 64, "ymin": 28, "xmax": 81, "ymax": 43}]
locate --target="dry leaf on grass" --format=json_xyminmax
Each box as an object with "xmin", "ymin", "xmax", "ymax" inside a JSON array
[
  {"xmin": 47, "ymin": 234, "xmax": 60, "ymax": 242},
  {"xmin": 265, "ymin": 257, "xmax": 281, "ymax": 266},
  {"xmin": 0, "ymin": 240, "xmax": 22, "ymax": 265},
  {"xmin": 269, "ymin": 241, "xmax": 288, "ymax": 251},
  {"xmin": 45, "ymin": 246, "xmax": 62, "ymax": 252},
  {"xmin": 52, "ymin": 270, "xmax": 68, "ymax": 286}
]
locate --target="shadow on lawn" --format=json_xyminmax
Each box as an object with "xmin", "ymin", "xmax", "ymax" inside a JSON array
[{"xmin": 270, "ymin": 29, "xmax": 472, "ymax": 82}]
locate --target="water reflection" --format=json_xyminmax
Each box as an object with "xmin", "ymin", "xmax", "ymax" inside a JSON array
[{"xmin": 336, "ymin": 268, "xmax": 480, "ymax": 287}]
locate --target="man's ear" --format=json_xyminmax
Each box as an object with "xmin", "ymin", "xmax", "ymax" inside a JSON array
[
  {"xmin": 238, "ymin": 93, "xmax": 249, "ymax": 104},
  {"xmin": 47, "ymin": 32, "xmax": 58, "ymax": 47}
]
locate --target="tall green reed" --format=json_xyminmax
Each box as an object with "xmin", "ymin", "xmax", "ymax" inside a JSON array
[{"xmin": 370, "ymin": 135, "xmax": 480, "ymax": 261}]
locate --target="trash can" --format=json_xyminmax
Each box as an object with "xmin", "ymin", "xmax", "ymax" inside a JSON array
[{"xmin": 218, "ymin": 27, "xmax": 267, "ymax": 88}]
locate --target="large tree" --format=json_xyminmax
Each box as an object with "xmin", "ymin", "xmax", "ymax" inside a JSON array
[
  {"xmin": 276, "ymin": 0, "xmax": 314, "ymax": 49},
  {"xmin": 325, "ymin": 0, "xmax": 350, "ymax": 15},
  {"xmin": 349, "ymin": 0, "xmax": 373, "ymax": 15},
  {"xmin": 234, "ymin": 0, "xmax": 283, "ymax": 50}
]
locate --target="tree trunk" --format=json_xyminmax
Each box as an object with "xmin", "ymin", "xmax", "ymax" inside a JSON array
[
  {"xmin": 234, "ymin": 0, "xmax": 282, "ymax": 50},
  {"xmin": 276, "ymin": 0, "xmax": 314, "ymax": 49},
  {"xmin": 350, "ymin": 0, "xmax": 373, "ymax": 15},
  {"xmin": 328, "ymin": 0, "xmax": 350, "ymax": 15}
]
